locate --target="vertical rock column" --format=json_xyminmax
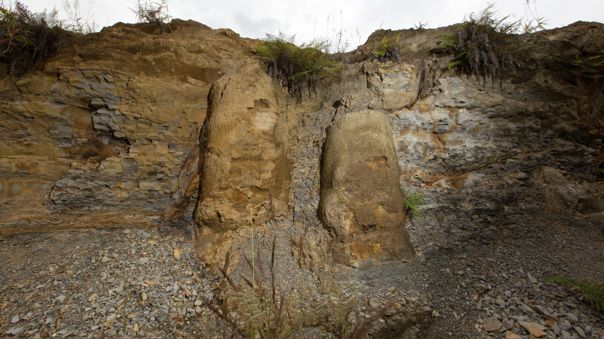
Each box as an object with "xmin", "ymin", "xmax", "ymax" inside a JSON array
[
  {"xmin": 320, "ymin": 110, "xmax": 414, "ymax": 266},
  {"xmin": 194, "ymin": 62, "xmax": 291, "ymax": 263}
]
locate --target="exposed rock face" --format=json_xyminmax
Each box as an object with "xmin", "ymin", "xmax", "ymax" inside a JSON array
[
  {"xmin": 391, "ymin": 74, "xmax": 604, "ymax": 252},
  {"xmin": 45, "ymin": 68, "xmax": 203, "ymax": 217},
  {"xmin": 193, "ymin": 61, "xmax": 294, "ymax": 263},
  {"xmin": 1, "ymin": 19, "xmax": 603, "ymax": 338},
  {"xmin": 320, "ymin": 110, "xmax": 414, "ymax": 265},
  {"xmin": 0, "ymin": 21, "xmax": 251, "ymax": 230},
  {"xmin": 533, "ymin": 166, "xmax": 604, "ymax": 216},
  {"xmin": 2, "ymin": 20, "xmax": 600, "ymax": 256},
  {"xmin": 365, "ymin": 62, "xmax": 419, "ymax": 110},
  {"xmin": 195, "ymin": 62, "xmax": 291, "ymax": 231}
]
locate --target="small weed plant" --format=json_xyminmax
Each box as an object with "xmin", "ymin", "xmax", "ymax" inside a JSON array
[
  {"xmin": 413, "ymin": 21, "xmax": 428, "ymax": 31},
  {"xmin": 256, "ymin": 35, "xmax": 338, "ymax": 102},
  {"xmin": 404, "ymin": 193, "xmax": 425, "ymax": 220},
  {"xmin": 208, "ymin": 238, "xmax": 297, "ymax": 338},
  {"xmin": 203, "ymin": 201, "xmax": 296, "ymax": 338},
  {"xmin": 62, "ymin": 0, "xmax": 96, "ymax": 34}
]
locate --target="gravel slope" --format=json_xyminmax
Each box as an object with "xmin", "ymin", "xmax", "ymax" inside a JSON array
[
  {"xmin": 415, "ymin": 214, "xmax": 604, "ymax": 338},
  {"xmin": 0, "ymin": 217, "xmax": 602, "ymax": 338},
  {"xmin": 0, "ymin": 228, "xmax": 220, "ymax": 338}
]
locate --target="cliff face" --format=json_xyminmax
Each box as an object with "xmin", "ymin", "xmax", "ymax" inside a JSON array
[
  {"xmin": 1, "ymin": 18, "xmax": 603, "ymax": 254},
  {"xmin": 1, "ymin": 19, "xmax": 603, "ymax": 336},
  {"xmin": 0, "ymin": 21, "xmax": 251, "ymax": 230}
]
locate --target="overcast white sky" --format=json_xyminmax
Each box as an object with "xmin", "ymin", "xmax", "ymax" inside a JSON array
[{"xmin": 13, "ymin": 0, "xmax": 604, "ymax": 50}]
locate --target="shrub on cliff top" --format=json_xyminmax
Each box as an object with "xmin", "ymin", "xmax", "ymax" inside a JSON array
[
  {"xmin": 435, "ymin": 4, "xmax": 547, "ymax": 84},
  {"xmin": 0, "ymin": 1, "xmax": 64, "ymax": 76},
  {"xmin": 256, "ymin": 35, "xmax": 338, "ymax": 101},
  {"xmin": 373, "ymin": 34, "xmax": 401, "ymax": 62},
  {"xmin": 434, "ymin": 4, "xmax": 548, "ymax": 85},
  {"xmin": 434, "ymin": 4, "xmax": 522, "ymax": 84},
  {"xmin": 131, "ymin": 0, "xmax": 172, "ymax": 33}
]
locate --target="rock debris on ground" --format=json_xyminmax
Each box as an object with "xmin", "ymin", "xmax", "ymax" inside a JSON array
[{"xmin": 0, "ymin": 228, "xmax": 221, "ymax": 338}]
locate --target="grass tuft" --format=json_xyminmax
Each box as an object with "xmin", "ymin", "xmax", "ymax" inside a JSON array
[
  {"xmin": 438, "ymin": 6, "xmax": 515, "ymax": 83},
  {"xmin": 256, "ymin": 34, "xmax": 338, "ymax": 102},
  {"xmin": 546, "ymin": 275, "xmax": 604, "ymax": 313},
  {"xmin": 373, "ymin": 34, "xmax": 401, "ymax": 62},
  {"xmin": 432, "ymin": 4, "xmax": 543, "ymax": 85}
]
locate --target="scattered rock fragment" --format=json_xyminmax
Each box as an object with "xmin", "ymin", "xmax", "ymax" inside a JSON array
[
  {"xmin": 574, "ymin": 325, "xmax": 586, "ymax": 338},
  {"xmin": 4, "ymin": 327, "xmax": 24, "ymax": 336},
  {"xmin": 560, "ymin": 318, "xmax": 572, "ymax": 330},
  {"xmin": 566, "ymin": 313, "xmax": 578, "ymax": 323},
  {"xmin": 519, "ymin": 321, "xmax": 547, "ymax": 337},
  {"xmin": 483, "ymin": 317, "xmax": 502, "ymax": 332},
  {"xmin": 173, "ymin": 247, "xmax": 182, "ymax": 260},
  {"xmin": 505, "ymin": 331, "xmax": 522, "ymax": 339}
]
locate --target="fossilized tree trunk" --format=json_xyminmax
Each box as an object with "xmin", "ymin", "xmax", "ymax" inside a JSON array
[{"xmin": 320, "ymin": 110, "xmax": 414, "ymax": 266}]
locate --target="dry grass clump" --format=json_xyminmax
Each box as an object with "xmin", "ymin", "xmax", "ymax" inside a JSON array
[{"xmin": 131, "ymin": 0, "xmax": 172, "ymax": 33}]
